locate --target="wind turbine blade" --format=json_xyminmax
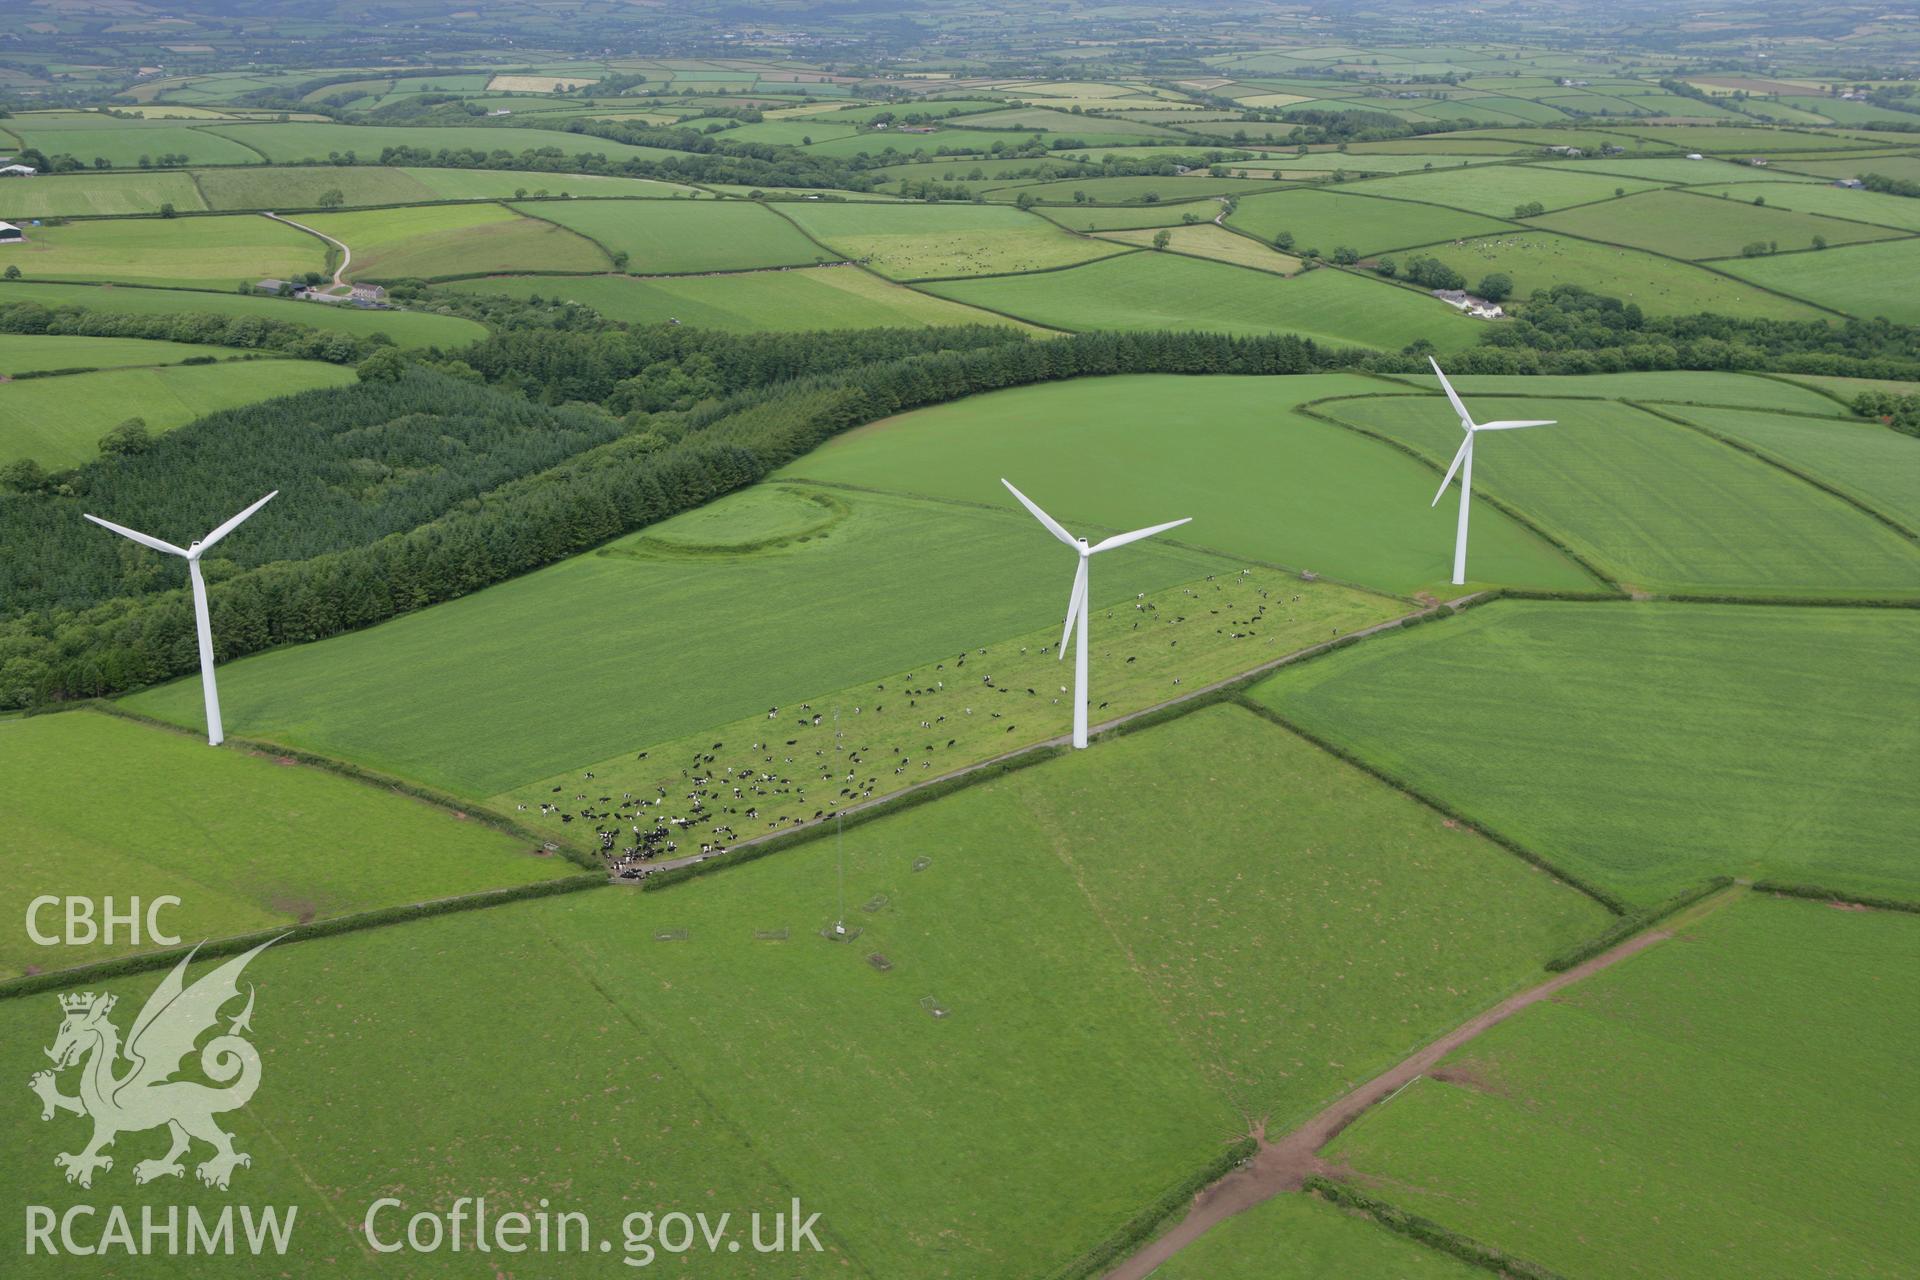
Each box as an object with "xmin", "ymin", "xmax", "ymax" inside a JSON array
[
  {"xmin": 1473, "ymin": 419, "xmax": 1557, "ymax": 431},
  {"xmin": 82, "ymin": 513, "xmax": 188, "ymax": 558},
  {"xmin": 1001, "ymin": 478, "xmax": 1079, "ymax": 548},
  {"xmin": 194, "ymin": 490, "xmax": 278, "ymax": 556},
  {"xmin": 1058, "ymin": 559, "xmax": 1086, "ymax": 660},
  {"xmin": 1428, "ymin": 356, "xmax": 1474, "ymax": 429},
  {"xmin": 1088, "ymin": 517, "xmax": 1191, "ymax": 554},
  {"xmin": 1430, "ymin": 437, "xmax": 1471, "ymax": 507}
]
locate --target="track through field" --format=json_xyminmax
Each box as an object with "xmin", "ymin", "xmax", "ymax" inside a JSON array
[{"xmin": 1103, "ymin": 883, "xmax": 1742, "ymax": 1280}]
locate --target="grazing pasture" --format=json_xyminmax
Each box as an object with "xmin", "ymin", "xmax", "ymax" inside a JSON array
[
  {"xmin": 1252, "ymin": 601, "xmax": 1920, "ymax": 903},
  {"xmin": 123, "ymin": 486, "xmax": 1233, "ymax": 796},
  {"xmin": 1098, "ymin": 223, "xmax": 1301, "ymax": 272},
  {"xmin": 0, "ymin": 359, "xmax": 355, "ymax": 469},
  {"xmin": 440, "ymin": 266, "xmax": 1037, "ymax": 331},
  {"xmin": 1683, "ymin": 180, "xmax": 1920, "ymax": 232},
  {"xmin": 0, "ymin": 710, "xmax": 571, "ymax": 977},
  {"xmin": 0, "ymin": 214, "xmax": 327, "ymax": 290},
  {"xmin": 1528, "ymin": 187, "xmax": 1904, "ymax": 259},
  {"xmin": 0, "ymin": 897, "xmax": 824, "ymax": 1277},
  {"xmin": 199, "ymin": 121, "xmax": 690, "ymax": 164},
  {"xmin": 779, "ymin": 201, "xmax": 1126, "ymax": 279},
  {"xmin": 1714, "ymin": 236, "xmax": 1920, "ymax": 322},
  {"xmin": 0, "ymin": 333, "xmax": 263, "ymax": 376},
  {"xmin": 1348, "ymin": 165, "xmax": 1668, "ymax": 215},
  {"xmin": 303, "ymin": 202, "xmax": 609, "ymax": 280},
  {"xmin": 193, "ymin": 165, "xmax": 693, "ymax": 212},
  {"xmin": 1663, "ymin": 405, "xmax": 1920, "ymax": 531},
  {"xmin": 1375, "ymin": 368, "xmax": 1848, "ymax": 414},
  {"xmin": 9, "ymin": 123, "xmax": 263, "ymax": 168},
  {"xmin": 0, "ymin": 281, "xmax": 487, "ymax": 349},
  {"xmin": 1408, "ymin": 231, "xmax": 1831, "ymax": 319},
  {"xmin": 1227, "ymin": 187, "xmax": 1517, "ymax": 255},
  {"xmin": 546, "ymin": 705, "xmax": 1598, "ymax": 1274},
  {"xmin": 1035, "ymin": 201, "xmax": 1210, "ymax": 231},
  {"xmin": 497, "ymin": 561, "xmax": 1403, "ymax": 834},
  {"xmin": 924, "ymin": 252, "xmax": 1484, "ymax": 350},
  {"xmin": 1154, "ymin": 1194, "xmax": 1484, "ymax": 1279},
  {"xmin": 983, "ymin": 174, "xmax": 1289, "ymax": 204},
  {"xmin": 1322, "ymin": 894, "xmax": 1920, "ymax": 1279},
  {"xmin": 1321, "ymin": 394, "xmax": 1920, "ymax": 596},
  {"xmin": 0, "ymin": 170, "xmax": 206, "ymax": 217},
  {"xmin": 782, "ymin": 373, "xmax": 1592, "ymax": 595},
  {"xmin": 509, "ymin": 198, "xmax": 832, "ymax": 273}
]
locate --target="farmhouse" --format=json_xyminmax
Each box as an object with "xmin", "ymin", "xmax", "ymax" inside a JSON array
[
  {"xmin": 0, "ymin": 221, "xmax": 20, "ymax": 241},
  {"xmin": 1433, "ymin": 288, "xmax": 1503, "ymax": 319}
]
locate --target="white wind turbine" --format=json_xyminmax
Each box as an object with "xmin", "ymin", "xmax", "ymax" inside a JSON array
[
  {"xmin": 1003, "ymin": 479, "xmax": 1190, "ymax": 750},
  {"xmin": 84, "ymin": 492, "xmax": 278, "ymax": 746},
  {"xmin": 1427, "ymin": 357, "xmax": 1555, "ymax": 587}
]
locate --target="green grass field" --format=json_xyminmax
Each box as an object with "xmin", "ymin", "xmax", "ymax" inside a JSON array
[
  {"xmin": 199, "ymin": 121, "xmax": 690, "ymax": 164},
  {"xmin": 1682, "ymin": 181, "xmax": 1920, "ymax": 232},
  {"xmin": 0, "ymin": 280, "xmax": 487, "ymax": 349},
  {"xmin": 1157, "ymin": 1195, "xmax": 1486, "ymax": 1279},
  {"xmin": 0, "ymin": 333, "xmax": 263, "ymax": 376},
  {"xmin": 302, "ymin": 202, "xmax": 609, "ymax": 280},
  {"xmin": 10, "ymin": 123, "xmax": 264, "ymax": 167},
  {"xmin": 1529, "ymin": 187, "xmax": 1905, "ymax": 258},
  {"xmin": 1035, "ymin": 201, "xmax": 1213, "ymax": 231},
  {"xmin": 781, "ymin": 374, "xmax": 1591, "ymax": 596},
  {"xmin": 0, "ymin": 358, "xmax": 355, "ymax": 469},
  {"xmin": 1322, "ymin": 893, "xmax": 1920, "ymax": 1278},
  {"xmin": 0, "ymin": 170, "xmax": 207, "ymax": 218},
  {"xmin": 1098, "ymin": 223, "xmax": 1302, "ymax": 272},
  {"xmin": 0, "ymin": 702, "xmax": 1608, "ymax": 1276},
  {"xmin": 778, "ymin": 201, "xmax": 1127, "ymax": 279},
  {"xmin": 924, "ymin": 253, "xmax": 1486, "ymax": 350},
  {"xmin": 1344, "ymin": 165, "xmax": 1669, "ymax": 215},
  {"xmin": 189, "ymin": 165, "xmax": 692, "ymax": 212},
  {"xmin": 1662, "ymin": 405, "xmax": 1920, "ymax": 531},
  {"xmin": 0, "ymin": 710, "xmax": 572, "ymax": 977},
  {"xmin": 441, "ymin": 265, "xmax": 1037, "ymax": 331},
  {"xmin": 1252, "ymin": 600, "xmax": 1920, "ymax": 903},
  {"xmin": 1320, "ymin": 393, "xmax": 1920, "ymax": 595},
  {"xmin": 984, "ymin": 175, "xmax": 1289, "ymax": 204},
  {"xmin": 1227, "ymin": 188, "xmax": 1517, "ymax": 255},
  {"xmin": 1405, "ymin": 231, "xmax": 1831, "ymax": 319},
  {"xmin": 122, "ymin": 485, "xmax": 1235, "ymax": 797},
  {"xmin": 0, "ymin": 215, "xmax": 327, "ymax": 290},
  {"xmin": 493, "ymin": 556, "xmax": 1403, "ymax": 835},
  {"xmin": 1374, "ymin": 368, "xmax": 1850, "ymax": 414},
  {"xmin": 1714, "ymin": 236, "xmax": 1920, "ymax": 322},
  {"xmin": 508, "ymin": 197, "xmax": 833, "ymax": 273}
]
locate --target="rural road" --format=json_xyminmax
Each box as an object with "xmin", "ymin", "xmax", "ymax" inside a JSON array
[
  {"xmin": 631, "ymin": 592, "xmax": 1482, "ymax": 879},
  {"xmin": 264, "ymin": 211, "xmax": 352, "ymax": 287},
  {"xmin": 1100, "ymin": 884, "xmax": 1738, "ymax": 1280}
]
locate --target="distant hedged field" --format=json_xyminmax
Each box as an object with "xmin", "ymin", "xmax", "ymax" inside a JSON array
[{"xmin": 2, "ymin": 40, "xmax": 1919, "ymax": 1280}]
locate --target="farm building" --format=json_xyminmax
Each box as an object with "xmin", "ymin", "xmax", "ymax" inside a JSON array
[
  {"xmin": 0, "ymin": 221, "xmax": 21, "ymax": 241},
  {"xmin": 1433, "ymin": 288, "xmax": 1504, "ymax": 320},
  {"xmin": 1834, "ymin": 178, "xmax": 1865, "ymax": 189},
  {"xmin": 0, "ymin": 163, "xmax": 35, "ymax": 177}
]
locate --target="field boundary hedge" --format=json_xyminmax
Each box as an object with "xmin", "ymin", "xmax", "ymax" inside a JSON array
[
  {"xmin": 1047, "ymin": 1137, "xmax": 1260, "ymax": 1280},
  {"xmin": 1752, "ymin": 880, "xmax": 1920, "ymax": 914},
  {"xmin": 1234, "ymin": 696, "xmax": 1631, "ymax": 913},
  {"xmin": 1303, "ymin": 1176, "xmax": 1569, "ymax": 1280},
  {"xmin": 0, "ymin": 874, "xmax": 607, "ymax": 1001},
  {"xmin": 1543, "ymin": 876, "xmax": 1734, "ymax": 970},
  {"xmin": 1633, "ymin": 399, "xmax": 1920, "ymax": 542},
  {"xmin": 78, "ymin": 697, "xmax": 600, "ymax": 869},
  {"xmin": 1296, "ymin": 395, "xmax": 1624, "ymax": 594},
  {"xmin": 643, "ymin": 598, "xmax": 1453, "ymax": 890}
]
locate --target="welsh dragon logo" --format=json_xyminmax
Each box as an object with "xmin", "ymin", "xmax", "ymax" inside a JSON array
[{"xmin": 29, "ymin": 939, "xmax": 278, "ymax": 1190}]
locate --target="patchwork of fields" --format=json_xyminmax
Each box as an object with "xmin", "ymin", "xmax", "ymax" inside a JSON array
[{"xmin": 5, "ymin": 60, "xmax": 1919, "ymax": 1280}]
